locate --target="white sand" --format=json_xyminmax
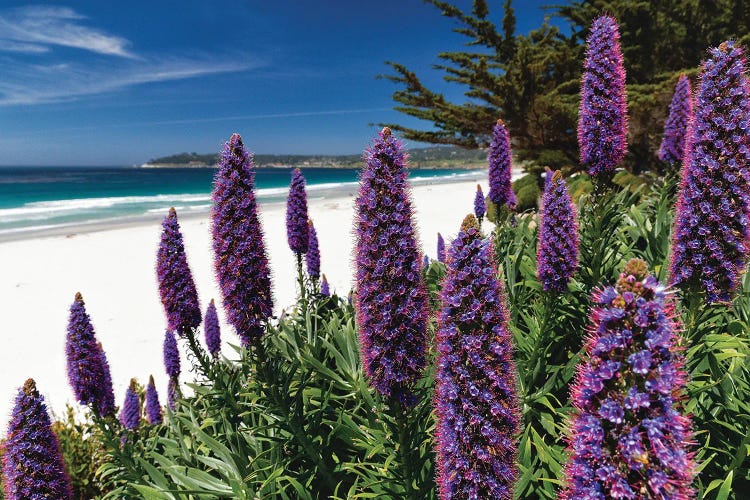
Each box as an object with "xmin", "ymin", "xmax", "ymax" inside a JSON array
[{"xmin": 0, "ymin": 174, "xmax": 495, "ymax": 428}]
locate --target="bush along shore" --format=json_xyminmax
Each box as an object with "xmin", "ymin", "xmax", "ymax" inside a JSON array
[{"xmin": 3, "ymin": 15, "xmax": 750, "ymax": 500}]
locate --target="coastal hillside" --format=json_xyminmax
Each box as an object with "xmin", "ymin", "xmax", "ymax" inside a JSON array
[{"xmin": 142, "ymin": 145, "xmax": 487, "ymax": 169}]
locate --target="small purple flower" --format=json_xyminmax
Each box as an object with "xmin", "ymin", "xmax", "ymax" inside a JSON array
[
  {"xmin": 423, "ymin": 254, "xmax": 430, "ymax": 269},
  {"xmin": 488, "ymin": 119, "xmax": 517, "ymax": 209},
  {"xmin": 435, "ymin": 214, "xmax": 520, "ymax": 499},
  {"xmin": 286, "ymin": 168, "xmax": 309, "ymax": 255},
  {"xmin": 120, "ymin": 379, "xmax": 141, "ymax": 430},
  {"xmin": 156, "ymin": 207, "xmax": 202, "ymax": 335},
  {"xmin": 204, "ymin": 299, "xmax": 221, "ymax": 357},
  {"xmin": 670, "ymin": 41, "xmax": 750, "ymax": 303},
  {"xmin": 66, "ymin": 292, "xmax": 116, "ymax": 417},
  {"xmin": 211, "ymin": 133, "xmax": 274, "ymax": 345},
  {"xmin": 437, "ymin": 233, "xmax": 446, "ymax": 263},
  {"xmin": 578, "ymin": 15, "xmax": 628, "ymax": 176},
  {"xmin": 163, "ymin": 329, "xmax": 180, "ymax": 379},
  {"xmin": 3, "ymin": 379, "xmax": 73, "ymax": 500},
  {"xmin": 561, "ymin": 260, "xmax": 695, "ymax": 498},
  {"xmin": 658, "ymin": 74, "xmax": 693, "ymax": 165},
  {"xmin": 474, "ymin": 184, "xmax": 486, "ymax": 224},
  {"xmin": 320, "ymin": 274, "xmax": 330, "ymax": 297},
  {"xmin": 354, "ymin": 127, "xmax": 429, "ymax": 403},
  {"xmin": 537, "ymin": 169, "xmax": 579, "ymax": 292},
  {"xmin": 306, "ymin": 219, "xmax": 321, "ymax": 280},
  {"xmin": 145, "ymin": 375, "xmax": 162, "ymax": 425}
]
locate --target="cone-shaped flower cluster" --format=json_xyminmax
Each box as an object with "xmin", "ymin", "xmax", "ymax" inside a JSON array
[
  {"xmin": 306, "ymin": 219, "xmax": 321, "ymax": 280},
  {"xmin": 437, "ymin": 232, "xmax": 446, "ymax": 263},
  {"xmin": 561, "ymin": 259, "xmax": 695, "ymax": 499},
  {"xmin": 658, "ymin": 74, "xmax": 693, "ymax": 165},
  {"xmin": 3, "ymin": 379, "xmax": 73, "ymax": 500},
  {"xmin": 488, "ymin": 119, "xmax": 517, "ymax": 209},
  {"xmin": 320, "ymin": 274, "xmax": 330, "ymax": 297},
  {"xmin": 163, "ymin": 329, "xmax": 180, "ymax": 379},
  {"xmin": 435, "ymin": 215, "xmax": 520, "ymax": 500},
  {"xmin": 286, "ymin": 168, "xmax": 309, "ymax": 255},
  {"xmin": 671, "ymin": 41, "xmax": 750, "ymax": 303},
  {"xmin": 537, "ymin": 170, "xmax": 579, "ymax": 292},
  {"xmin": 354, "ymin": 127, "xmax": 429, "ymax": 403},
  {"xmin": 578, "ymin": 15, "xmax": 628, "ymax": 177},
  {"xmin": 145, "ymin": 375, "xmax": 162, "ymax": 425},
  {"xmin": 211, "ymin": 133, "xmax": 273, "ymax": 345},
  {"xmin": 204, "ymin": 299, "xmax": 221, "ymax": 357},
  {"xmin": 474, "ymin": 184, "xmax": 486, "ymax": 225},
  {"xmin": 120, "ymin": 379, "xmax": 141, "ymax": 431},
  {"xmin": 66, "ymin": 293, "xmax": 115, "ymax": 418}
]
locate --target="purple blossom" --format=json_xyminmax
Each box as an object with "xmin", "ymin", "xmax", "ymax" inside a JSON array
[
  {"xmin": 435, "ymin": 214, "xmax": 520, "ymax": 500},
  {"xmin": 120, "ymin": 379, "xmax": 141, "ymax": 430},
  {"xmin": 423, "ymin": 254, "xmax": 430, "ymax": 269},
  {"xmin": 474, "ymin": 184, "xmax": 486, "ymax": 224},
  {"xmin": 320, "ymin": 274, "xmax": 330, "ymax": 297},
  {"xmin": 2, "ymin": 379, "xmax": 73, "ymax": 500},
  {"xmin": 145, "ymin": 375, "xmax": 162, "ymax": 425},
  {"xmin": 211, "ymin": 133, "xmax": 273, "ymax": 345},
  {"xmin": 578, "ymin": 15, "xmax": 628, "ymax": 176},
  {"xmin": 354, "ymin": 127, "xmax": 429, "ymax": 403},
  {"xmin": 488, "ymin": 119, "xmax": 517, "ymax": 209},
  {"xmin": 658, "ymin": 74, "xmax": 693, "ymax": 165},
  {"xmin": 437, "ymin": 233, "xmax": 446, "ymax": 263},
  {"xmin": 561, "ymin": 260, "xmax": 695, "ymax": 499},
  {"xmin": 286, "ymin": 168, "xmax": 309, "ymax": 255},
  {"xmin": 306, "ymin": 219, "xmax": 321, "ymax": 280},
  {"xmin": 167, "ymin": 378, "xmax": 178, "ymax": 410},
  {"xmin": 670, "ymin": 41, "xmax": 750, "ymax": 303},
  {"xmin": 204, "ymin": 299, "xmax": 221, "ymax": 357},
  {"xmin": 163, "ymin": 329, "xmax": 180, "ymax": 379},
  {"xmin": 66, "ymin": 292, "xmax": 115, "ymax": 417},
  {"xmin": 537, "ymin": 169, "xmax": 579, "ymax": 292},
  {"xmin": 156, "ymin": 208, "xmax": 202, "ymax": 335}
]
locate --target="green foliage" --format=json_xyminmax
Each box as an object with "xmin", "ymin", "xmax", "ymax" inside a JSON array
[{"xmin": 512, "ymin": 173, "xmax": 541, "ymax": 212}]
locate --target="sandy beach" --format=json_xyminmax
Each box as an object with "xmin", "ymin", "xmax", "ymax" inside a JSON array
[{"xmin": 0, "ymin": 173, "xmax": 502, "ymax": 427}]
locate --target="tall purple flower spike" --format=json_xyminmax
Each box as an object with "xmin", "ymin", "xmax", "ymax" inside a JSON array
[
  {"xmin": 163, "ymin": 329, "xmax": 180, "ymax": 379},
  {"xmin": 320, "ymin": 274, "xmax": 330, "ymax": 297},
  {"xmin": 437, "ymin": 233, "xmax": 446, "ymax": 263},
  {"xmin": 671, "ymin": 41, "xmax": 750, "ymax": 303},
  {"xmin": 435, "ymin": 215, "xmax": 520, "ymax": 500},
  {"xmin": 120, "ymin": 379, "xmax": 141, "ymax": 431},
  {"xmin": 167, "ymin": 378, "xmax": 179, "ymax": 411},
  {"xmin": 145, "ymin": 375, "xmax": 162, "ymax": 425},
  {"xmin": 354, "ymin": 127, "xmax": 429, "ymax": 403},
  {"xmin": 211, "ymin": 133, "xmax": 273, "ymax": 345},
  {"xmin": 561, "ymin": 259, "xmax": 695, "ymax": 499},
  {"xmin": 578, "ymin": 15, "xmax": 628, "ymax": 177},
  {"xmin": 306, "ymin": 219, "xmax": 321, "ymax": 280},
  {"xmin": 537, "ymin": 170, "xmax": 579, "ymax": 292},
  {"xmin": 286, "ymin": 168, "xmax": 309, "ymax": 255},
  {"xmin": 156, "ymin": 207, "xmax": 202, "ymax": 335},
  {"xmin": 488, "ymin": 119, "xmax": 517, "ymax": 209},
  {"xmin": 66, "ymin": 292, "xmax": 116, "ymax": 417},
  {"xmin": 204, "ymin": 299, "xmax": 221, "ymax": 357},
  {"xmin": 658, "ymin": 74, "xmax": 693, "ymax": 165},
  {"xmin": 474, "ymin": 184, "xmax": 486, "ymax": 224},
  {"xmin": 3, "ymin": 379, "xmax": 73, "ymax": 500}
]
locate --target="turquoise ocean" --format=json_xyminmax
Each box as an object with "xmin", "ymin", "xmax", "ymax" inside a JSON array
[{"xmin": 0, "ymin": 166, "xmax": 480, "ymax": 238}]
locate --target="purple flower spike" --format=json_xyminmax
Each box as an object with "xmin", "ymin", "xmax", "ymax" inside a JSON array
[
  {"xmin": 306, "ymin": 219, "xmax": 321, "ymax": 280},
  {"xmin": 320, "ymin": 274, "xmax": 330, "ymax": 297},
  {"xmin": 659, "ymin": 74, "xmax": 693, "ymax": 165},
  {"xmin": 211, "ymin": 133, "xmax": 274, "ymax": 345},
  {"xmin": 437, "ymin": 233, "xmax": 446, "ymax": 263},
  {"xmin": 423, "ymin": 254, "xmax": 430, "ymax": 269},
  {"xmin": 204, "ymin": 299, "xmax": 221, "ymax": 357},
  {"xmin": 561, "ymin": 260, "xmax": 695, "ymax": 499},
  {"xmin": 474, "ymin": 184, "xmax": 486, "ymax": 224},
  {"xmin": 145, "ymin": 375, "xmax": 162, "ymax": 425},
  {"xmin": 167, "ymin": 378, "xmax": 178, "ymax": 410},
  {"xmin": 286, "ymin": 168, "xmax": 309, "ymax": 255},
  {"xmin": 163, "ymin": 329, "xmax": 180, "ymax": 379},
  {"xmin": 578, "ymin": 15, "xmax": 628, "ymax": 176},
  {"xmin": 354, "ymin": 127, "xmax": 429, "ymax": 403},
  {"xmin": 670, "ymin": 41, "xmax": 750, "ymax": 303},
  {"xmin": 435, "ymin": 214, "xmax": 520, "ymax": 500},
  {"xmin": 66, "ymin": 292, "xmax": 116, "ymax": 418},
  {"xmin": 3, "ymin": 379, "xmax": 73, "ymax": 500},
  {"xmin": 156, "ymin": 208, "xmax": 201, "ymax": 335},
  {"xmin": 537, "ymin": 169, "xmax": 579, "ymax": 292},
  {"xmin": 120, "ymin": 379, "xmax": 141, "ymax": 431},
  {"xmin": 488, "ymin": 119, "xmax": 517, "ymax": 209}
]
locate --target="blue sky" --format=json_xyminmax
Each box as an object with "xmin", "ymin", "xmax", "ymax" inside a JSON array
[{"xmin": 0, "ymin": 1, "xmax": 560, "ymax": 165}]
